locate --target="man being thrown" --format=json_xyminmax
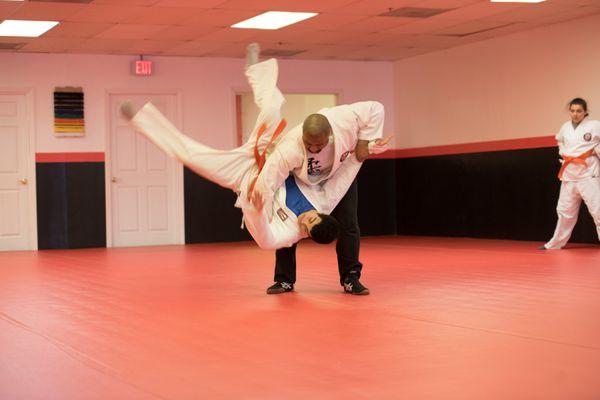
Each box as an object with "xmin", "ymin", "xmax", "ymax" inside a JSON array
[{"xmin": 121, "ymin": 45, "xmax": 389, "ymax": 254}]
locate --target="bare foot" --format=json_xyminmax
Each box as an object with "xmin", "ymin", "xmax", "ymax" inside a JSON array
[
  {"xmin": 246, "ymin": 43, "xmax": 260, "ymax": 67},
  {"xmin": 120, "ymin": 101, "xmax": 135, "ymax": 120}
]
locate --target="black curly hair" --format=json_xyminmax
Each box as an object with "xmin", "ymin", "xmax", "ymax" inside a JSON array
[{"xmin": 309, "ymin": 214, "xmax": 340, "ymax": 244}]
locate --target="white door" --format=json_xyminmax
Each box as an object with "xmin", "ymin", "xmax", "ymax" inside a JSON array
[
  {"xmin": 0, "ymin": 93, "xmax": 34, "ymax": 251},
  {"xmin": 238, "ymin": 93, "xmax": 337, "ymax": 144},
  {"xmin": 108, "ymin": 94, "xmax": 182, "ymax": 247}
]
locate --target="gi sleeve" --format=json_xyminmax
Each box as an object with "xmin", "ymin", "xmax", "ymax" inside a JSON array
[
  {"xmin": 253, "ymin": 140, "xmax": 303, "ymax": 219},
  {"xmin": 350, "ymin": 101, "xmax": 385, "ymax": 142},
  {"xmin": 555, "ymin": 126, "xmax": 566, "ymax": 156},
  {"xmin": 593, "ymin": 121, "xmax": 600, "ymax": 158}
]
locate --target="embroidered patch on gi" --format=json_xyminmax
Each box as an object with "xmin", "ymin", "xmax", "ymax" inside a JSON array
[
  {"xmin": 340, "ymin": 150, "xmax": 354, "ymax": 162},
  {"xmin": 277, "ymin": 208, "xmax": 288, "ymax": 221},
  {"xmin": 584, "ymin": 132, "xmax": 592, "ymax": 142}
]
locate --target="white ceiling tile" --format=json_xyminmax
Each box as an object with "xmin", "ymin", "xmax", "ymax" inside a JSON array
[
  {"xmin": 336, "ymin": 16, "xmax": 418, "ymax": 32},
  {"xmin": 256, "ymin": 41, "xmax": 310, "ymax": 54},
  {"xmin": 95, "ymin": 24, "xmax": 169, "ymax": 40},
  {"xmin": 343, "ymin": 45, "xmax": 417, "ymax": 61},
  {"xmin": 153, "ymin": 0, "xmax": 227, "ymax": 7},
  {"xmin": 92, "ymin": 0, "xmax": 162, "ymax": 6},
  {"xmin": 161, "ymin": 40, "xmax": 229, "ymax": 56},
  {"xmin": 146, "ymin": 25, "xmax": 221, "ymax": 41},
  {"xmin": 438, "ymin": 1, "xmax": 525, "ymax": 21},
  {"xmin": 271, "ymin": 13, "xmax": 367, "ymax": 32},
  {"xmin": 510, "ymin": 7, "xmax": 600, "ymax": 29},
  {"xmin": 217, "ymin": 0, "xmax": 358, "ymax": 13},
  {"xmin": 330, "ymin": 0, "xmax": 418, "ymax": 16},
  {"xmin": 433, "ymin": 19, "xmax": 516, "ymax": 35},
  {"xmin": 417, "ymin": 0, "xmax": 483, "ymax": 8},
  {"xmin": 0, "ymin": 36, "xmax": 35, "ymax": 45},
  {"xmin": 65, "ymin": 5, "xmax": 147, "ymax": 24},
  {"xmin": 292, "ymin": 44, "xmax": 369, "ymax": 60},
  {"xmin": 384, "ymin": 16, "xmax": 466, "ymax": 34},
  {"xmin": 250, "ymin": 28, "xmax": 358, "ymax": 45},
  {"xmin": 201, "ymin": 41, "xmax": 249, "ymax": 58},
  {"xmin": 74, "ymin": 38, "xmax": 136, "ymax": 53},
  {"xmin": 0, "ymin": 2, "xmax": 23, "ymax": 20},
  {"xmin": 8, "ymin": 2, "xmax": 86, "ymax": 21},
  {"xmin": 377, "ymin": 33, "xmax": 466, "ymax": 48},
  {"xmin": 336, "ymin": 32, "xmax": 410, "ymax": 46},
  {"xmin": 179, "ymin": 8, "xmax": 261, "ymax": 27},
  {"xmin": 19, "ymin": 37, "xmax": 86, "ymax": 52},
  {"xmin": 486, "ymin": 2, "xmax": 586, "ymax": 23},
  {"xmin": 120, "ymin": 6, "xmax": 207, "ymax": 25},
  {"xmin": 194, "ymin": 27, "xmax": 260, "ymax": 42},
  {"xmin": 43, "ymin": 22, "xmax": 114, "ymax": 39},
  {"xmin": 120, "ymin": 39, "xmax": 187, "ymax": 54}
]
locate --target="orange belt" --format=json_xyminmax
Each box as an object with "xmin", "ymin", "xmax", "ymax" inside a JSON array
[
  {"xmin": 247, "ymin": 119, "xmax": 287, "ymax": 201},
  {"xmin": 558, "ymin": 149, "xmax": 594, "ymax": 179}
]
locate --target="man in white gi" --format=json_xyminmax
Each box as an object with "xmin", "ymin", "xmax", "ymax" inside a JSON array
[
  {"xmin": 122, "ymin": 47, "xmax": 388, "ymax": 253},
  {"xmin": 249, "ymin": 54, "xmax": 386, "ymax": 296},
  {"xmin": 542, "ymin": 98, "xmax": 600, "ymax": 249}
]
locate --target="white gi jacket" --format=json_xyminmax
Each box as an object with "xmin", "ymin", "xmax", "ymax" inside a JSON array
[
  {"xmin": 253, "ymin": 101, "xmax": 385, "ymax": 218},
  {"xmin": 556, "ymin": 118, "xmax": 600, "ymax": 181}
]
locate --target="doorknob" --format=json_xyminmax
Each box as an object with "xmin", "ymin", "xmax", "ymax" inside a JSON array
[
  {"xmin": 19, "ymin": 178, "xmax": 28, "ymax": 185},
  {"xmin": 111, "ymin": 177, "xmax": 118, "ymax": 183}
]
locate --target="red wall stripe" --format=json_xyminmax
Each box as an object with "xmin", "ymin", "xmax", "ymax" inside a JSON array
[
  {"xmin": 371, "ymin": 135, "xmax": 556, "ymax": 159},
  {"xmin": 33, "ymin": 136, "xmax": 556, "ymax": 163},
  {"xmin": 36, "ymin": 152, "xmax": 105, "ymax": 163}
]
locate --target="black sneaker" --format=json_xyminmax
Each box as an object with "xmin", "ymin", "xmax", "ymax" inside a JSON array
[
  {"xmin": 266, "ymin": 281, "xmax": 294, "ymax": 294},
  {"xmin": 343, "ymin": 273, "xmax": 370, "ymax": 295}
]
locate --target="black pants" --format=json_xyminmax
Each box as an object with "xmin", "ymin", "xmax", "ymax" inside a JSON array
[{"xmin": 274, "ymin": 178, "xmax": 362, "ymax": 286}]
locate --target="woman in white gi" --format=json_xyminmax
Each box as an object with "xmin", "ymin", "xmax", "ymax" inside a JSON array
[
  {"xmin": 542, "ymin": 98, "xmax": 600, "ymax": 249},
  {"xmin": 122, "ymin": 53, "xmax": 386, "ymax": 250}
]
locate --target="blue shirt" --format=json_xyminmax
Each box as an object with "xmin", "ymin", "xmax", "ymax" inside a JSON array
[{"xmin": 285, "ymin": 175, "xmax": 315, "ymax": 216}]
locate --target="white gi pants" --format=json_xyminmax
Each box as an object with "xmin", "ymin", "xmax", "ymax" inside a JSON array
[
  {"xmin": 128, "ymin": 59, "xmax": 284, "ymax": 196},
  {"xmin": 544, "ymin": 177, "xmax": 600, "ymax": 249}
]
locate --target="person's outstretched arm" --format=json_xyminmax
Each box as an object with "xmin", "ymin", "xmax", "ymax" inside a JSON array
[{"xmin": 348, "ymin": 101, "xmax": 385, "ymax": 162}]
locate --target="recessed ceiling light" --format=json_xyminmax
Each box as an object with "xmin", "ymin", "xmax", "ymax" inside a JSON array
[
  {"xmin": 231, "ymin": 11, "xmax": 318, "ymax": 30},
  {"xmin": 0, "ymin": 20, "xmax": 59, "ymax": 37},
  {"xmin": 491, "ymin": 0, "xmax": 546, "ymax": 3}
]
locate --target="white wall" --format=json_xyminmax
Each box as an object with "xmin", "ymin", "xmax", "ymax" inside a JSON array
[
  {"xmin": 0, "ymin": 53, "xmax": 394, "ymax": 153},
  {"xmin": 393, "ymin": 13, "xmax": 600, "ymax": 149}
]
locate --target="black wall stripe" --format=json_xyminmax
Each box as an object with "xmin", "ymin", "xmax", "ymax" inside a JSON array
[
  {"xmin": 395, "ymin": 147, "xmax": 598, "ymax": 244},
  {"xmin": 184, "ymin": 167, "xmax": 252, "ymax": 244},
  {"xmin": 34, "ymin": 148, "xmax": 596, "ymax": 249},
  {"xmin": 36, "ymin": 162, "xmax": 106, "ymax": 249},
  {"xmin": 357, "ymin": 159, "xmax": 397, "ymax": 236},
  {"xmin": 184, "ymin": 160, "xmax": 398, "ymax": 245}
]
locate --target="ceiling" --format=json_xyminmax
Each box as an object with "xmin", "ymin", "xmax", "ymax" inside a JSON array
[{"xmin": 1, "ymin": 0, "xmax": 599, "ymax": 61}]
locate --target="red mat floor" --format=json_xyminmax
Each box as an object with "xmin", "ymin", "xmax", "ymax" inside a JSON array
[{"xmin": 1, "ymin": 236, "xmax": 599, "ymax": 399}]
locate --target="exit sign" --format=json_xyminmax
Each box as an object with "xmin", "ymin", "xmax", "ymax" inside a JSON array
[{"xmin": 133, "ymin": 60, "xmax": 153, "ymax": 76}]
